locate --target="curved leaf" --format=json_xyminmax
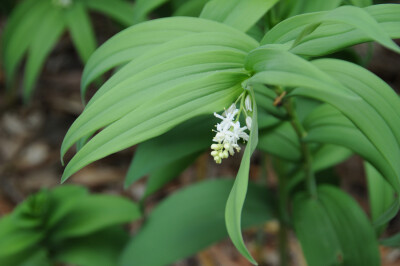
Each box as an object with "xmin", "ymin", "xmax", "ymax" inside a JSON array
[
  {"xmin": 258, "ymin": 122, "xmax": 301, "ymax": 162},
  {"xmin": 225, "ymin": 88, "xmax": 258, "ymax": 264},
  {"xmin": 365, "ymin": 162, "xmax": 395, "ymax": 235},
  {"xmin": 200, "ymin": 0, "xmax": 279, "ymax": 32},
  {"xmin": 131, "ymin": 0, "xmax": 170, "ymax": 24},
  {"xmin": 261, "ymin": 5, "xmax": 400, "ymax": 57},
  {"xmin": 2, "ymin": 0, "xmax": 51, "ymax": 88},
  {"xmin": 293, "ymin": 185, "xmax": 380, "ymax": 266},
  {"xmin": 65, "ymin": 1, "xmax": 97, "ymax": 63},
  {"xmin": 144, "ymin": 153, "xmax": 200, "ymax": 199},
  {"xmin": 84, "ymin": 0, "xmax": 134, "ymax": 26},
  {"xmin": 276, "ymin": 0, "xmax": 341, "ymax": 20},
  {"xmin": 120, "ymin": 178, "xmax": 274, "ymax": 266},
  {"xmin": 54, "ymin": 227, "xmax": 129, "ymax": 266},
  {"xmin": 173, "ymin": 0, "xmax": 208, "ymax": 17},
  {"xmin": 23, "ymin": 7, "xmax": 65, "ymax": 101},
  {"xmin": 62, "ymin": 28, "xmax": 257, "ymax": 182},
  {"xmin": 125, "ymin": 116, "xmax": 213, "ymax": 187},
  {"xmin": 347, "ymin": 0, "xmax": 372, "ymax": 7},
  {"xmin": 49, "ymin": 195, "xmax": 141, "ymax": 240},
  {"xmin": 244, "ymin": 47, "xmax": 400, "ymax": 193},
  {"xmin": 80, "ymin": 17, "xmax": 255, "ymax": 96}
]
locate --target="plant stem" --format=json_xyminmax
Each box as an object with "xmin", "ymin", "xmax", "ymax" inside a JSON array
[
  {"xmin": 279, "ymin": 221, "xmax": 289, "ymax": 266},
  {"xmin": 275, "ymin": 87, "xmax": 317, "ymax": 198},
  {"xmin": 276, "ymin": 158, "xmax": 290, "ymax": 266}
]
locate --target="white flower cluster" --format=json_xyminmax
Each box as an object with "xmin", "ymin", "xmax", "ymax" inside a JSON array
[
  {"xmin": 53, "ymin": 0, "xmax": 72, "ymax": 8},
  {"xmin": 211, "ymin": 94, "xmax": 253, "ymax": 164}
]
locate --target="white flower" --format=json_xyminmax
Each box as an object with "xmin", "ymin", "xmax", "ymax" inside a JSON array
[
  {"xmin": 230, "ymin": 121, "xmax": 249, "ymax": 143},
  {"xmin": 245, "ymin": 95, "xmax": 252, "ymax": 112},
  {"xmin": 246, "ymin": 116, "xmax": 252, "ymax": 129},
  {"xmin": 214, "ymin": 104, "xmax": 238, "ymax": 132},
  {"xmin": 210, "ymin": 99, "xmax": 251, "ymax": 164}
]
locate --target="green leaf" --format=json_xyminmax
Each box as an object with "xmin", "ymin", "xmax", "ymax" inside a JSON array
[
  {"xmin": 65, "ymin": 1, "xmax": 97, "ymax": 63},
  {"xmin": 225, "ymin": 88, "xmax": 259, "ymax": 265},
  {"xmin": 381, "ymin": 232, "xmax": 400, "ymax": 247},
  {"xmin": 244, "ymin": 47, "xmax": 400, "ymax": 193},
  {"xmin": 0, "ymin": 216, "xmax": 43, "ymax": 263},
  {"xmin": 144, "ymin": 153, "xmax": 200, "ymax": 199},
  {"xmin": 262, "ymin": 5, "xmax": 400, "ymax": 57},
  {"xmin": 346, "ymin": 0, "xmax": 372, "ymax": 7},
  {"xmin": 131, "ymin": 0, "xmax": 170, "ymax": 24},
  {"xmin": 62, "ymin": 28, "xmax": 256, "ymax": 182},
  {"xmin": 46, "ymin": 185, "xmax": 89, "ymax": 228},
  {"xmin": 293, "ymin": 185, "xmax": 380, "ymax": 266},
  {"xmin": 287, "ymin": 143, "xmax": 353, "ymax": 193},
  {"xmin": 277, "ymin": 0, "xmax": 342, "ymax": 20},
  {"xmin": 258, "ymin": 122, "xmax": 301, "ymax": 162},
  {"xmin": 49, "ymin": 194, "xmax": 141, "ymax": 241},
  {"xmin": 120, "ymin": 178, "xmax": 275, "ymax": 266},
  {"xmin": 302, "ymin": 104, "xmax": 398, "ymax": 196},
  {"xmin": 84, "ymin": 0, "xmax": 134, "ymax": 26},
  {"xmin": 20, "ymin": 249, "xmax": 52, "ymax": 266},
  {"xmin": 173, "ymin": 0, "xmax": 208, "ymax": 17},
  {"xmin": 54, "ymin": 227, "xmax": 129, "ymax": 266},
  {"xmin": 80, "ymin": 17, "xmax": 256, "ymax": 98},
  {"xmin": 365, "ymin": 162, "xmax": 395, "ymax": 235},
  {"xmin": 22, "ymin": 7, "xmax": 65, "ymax": 102},
  {"xmin": 125, "ymin": 116, "xmax": 213, "ymax": 187},
  {"xmin": 200, "ymin": 0, "xmax": 279, "ymax": 32},
  {"xmin": 2, "ymin": 0, "xmax": 51, "ymax": 88}
]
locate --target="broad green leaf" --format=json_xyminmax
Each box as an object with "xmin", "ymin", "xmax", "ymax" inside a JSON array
[
  {"xmin": 277, "ymin": 0, "xmax": 341, "ymax": 20},
  {"xmin": 20, "ymin": 249, "xmax": 52, "ymax": 266},
  {"xmin": 49, "ymin": 194, "xmax": 141, "ymax": 240},
  {"xmin": 365, "ymin": 162, "xmax": 395, "ymax": 235},
  {"xmin": 347, "ymin": 0, "xmax": 372, "ymax": 7},
  {"xmin": 54, "ymin": 227, "xmax": 129, "ymax": 266},
  {"xmin": 293, "ymin": 185, "xmax": 380, "ymax": 266},
  {"xmin": 0, "ymin": 216, "xmax": 43, "ymax": 260},
  {"xmin": 120, "ymin": 178, "xmax": 275, "ymax": 266},
  {"xmin": 62, "ymin": 29, "xmax": 257, "ymax": 182},
  {"xmin": 1, "ymin": 0, "xmax": 37, "ymax": 57},
  {"xmin": 131, "ymin": 0, "xmax": 169, "ymax": 24},
  {"xmin": 2, "ymin": 0, "xmax": 51, "ymax": 88},
  {"xmin": 46, "ymin": 185, "xmax": 89, "ymax": 228},
  {"xmin": 22, "ymin": 7, "xmax": 65, "ymax": 102},
  {"xmin": 173, "ymin": 0, "xmax": 208, "ymax": 17},
  {"xmin": 125, "ymin": 116, "xmax": 213, "ymax": 187},
  {"xmin": 200, "ymin": 0, "xmax": 279, "ymax": 32},
  {"xmin": 287, "ymin": 143, "xmax": 353, "ymax": 193},
  {"xmin": 80, "ymin": 17, "xmax": 256, "ymax": 98},
  {"xmin": 312, "ymin": 59, "xmax": 400, "ymax": 147},
  {"xmin": 262, "ymin": 5, "xmax": 400, "ymax": 57},
  {"xmin": 84, "ymin": 0, "xmax": 134, "ymax": 26},
  {"xmin": 258, "ymin": 122, "xmax": 301, "ymax": 162},
  {"xmin": 144, "ymin": 153, "xmax": 200, "ymax": 199},
  {"xmin": 257, "ymin": 108, "xmax": 281, "ymax": 129},
  {"xmin": 65, "ymin": 1, "xmax": 96, "ymax": 63},
  {"xmin": 63, "ymin": 71, "xmax": 244, "ymax": 182},
  {"xmin": 225, "ymin": 88, "xmax": 258, "ymax": 265},
  {"xmin": 311, "ymin": 145, "xmax": 352, "ymax": 172},
  {"xmin": 244, "ymin": 47, "xmax": 400, "ymax": 193},
  {"xmin": 303, "ymin": 107, "xmax": 398, "ymax": 196},
  {"xmin": 371, "ymin": 197, "xmax": 400, "ymax": 229},
  {"xmin": 381, "ymin": 232, "xmax": 400, "ymax": 247}
]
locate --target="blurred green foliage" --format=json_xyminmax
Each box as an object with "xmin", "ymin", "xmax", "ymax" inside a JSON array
[{"xmin": 0, "ymin": 185, "xmax": 141, "ymax": 266}]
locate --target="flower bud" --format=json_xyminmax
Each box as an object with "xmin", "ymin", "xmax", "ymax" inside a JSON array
[{"xmin": 245, "ymin": 95, "xmax": 252, "ymax": 111}]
